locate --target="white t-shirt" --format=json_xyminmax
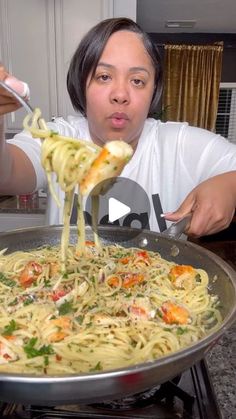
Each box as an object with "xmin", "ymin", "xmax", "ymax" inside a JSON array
[{"xmin": 8, "ymin": 116, "xmax": 236, "ymax": 232}]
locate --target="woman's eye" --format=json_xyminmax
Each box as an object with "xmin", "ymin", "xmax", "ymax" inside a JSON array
[
  {"xmin": 132, "ymin": 79, "xmax": 145, "ymax": 87},
  {"xmin": 97, "ymin": 74, "xmax": 110, "ymax": 82}
]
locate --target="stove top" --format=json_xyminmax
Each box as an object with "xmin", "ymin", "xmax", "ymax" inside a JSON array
[{"xmin": 0, "ymin": 359, "xmax": 222, "ymax": 419}]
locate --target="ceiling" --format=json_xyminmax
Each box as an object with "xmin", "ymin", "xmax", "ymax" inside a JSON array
[{"xmin": 137, "ymin": 0, "xmax": 236, "ymax": 33}]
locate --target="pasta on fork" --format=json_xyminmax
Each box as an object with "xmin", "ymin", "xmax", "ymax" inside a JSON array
[{"xmin": 23, "ymin": 108, "xmax": 133, "ymax": 269}]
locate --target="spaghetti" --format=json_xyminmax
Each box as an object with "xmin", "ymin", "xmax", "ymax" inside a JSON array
[
  {"xmin": 0, "ymin": 243, "xmax": 222, "ymax": 375},
  {"xmin": 23, "ymin": 109, "xmax": 133, "ymax": 269}
]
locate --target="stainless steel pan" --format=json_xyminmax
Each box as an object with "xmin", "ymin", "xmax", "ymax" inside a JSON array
[{"xmin": 0, "ymin": 225, "xmax": 235, "ymax": 405}]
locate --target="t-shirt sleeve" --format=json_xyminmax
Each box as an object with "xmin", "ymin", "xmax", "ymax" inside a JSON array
[
  {"xmin": 6, "ymin": 129, "xmax": 46, "ymax": 190},
  {"xmin": 179, "ymin": 125, "xmax": 236, "ymax": 183},
  {"xmin": 5, "ymin": 117, "xmax": 85, "ymax": 192}
]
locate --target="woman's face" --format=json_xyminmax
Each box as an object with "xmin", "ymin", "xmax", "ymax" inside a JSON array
[{"xmin": 86, "ymin": 30, "xmax": 155, "ymax": 149}]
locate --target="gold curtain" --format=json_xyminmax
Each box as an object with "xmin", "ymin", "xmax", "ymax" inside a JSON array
[{"xmin": 163, "ymin": 44, "xmax": 223, "ymax": 131}]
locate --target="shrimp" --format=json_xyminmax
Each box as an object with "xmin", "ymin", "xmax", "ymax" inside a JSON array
[
  {"xmin": 49, "ymin": 316, "xmax": 72, "ymax": 329},
  {"xmin": 160, "ymin": 301, "xmax": 190, "ymax": 325},
  {"xmin": 108, "ymin": 272, "xmax": 145, "ymax": 288},
  {"xmin": 46, "ymin": 317, "xmax": 72, "ymax": 342},
  {"xmin": 18, "ymin": 261, "xmax": 43, "ymax": 288},
  {"xmin": 80, "ymin": 140, "xmax": 133, "ymax": 196},
  {"xmin": 48, "ymin": 331, "xmax": 68, "ymax": 342},
  {"xmin": 119, "ymin": 251, "xmax": 150, "ymax": 266},
  {"xmin": 169, "ymin": 265, "xmax": 196, "ymax": 290},
  {"xmin": 126, "ymin": 297, "xmax": 156, "ymax": 320}
]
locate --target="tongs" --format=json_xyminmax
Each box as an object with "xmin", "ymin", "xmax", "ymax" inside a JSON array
[
  {"xmin": 162, "ymin": 214, "xmax": 192, "ymax": 239},
  {"xmin": 0, "ymin": 79, "xmax": 33, "ymax": 114}
]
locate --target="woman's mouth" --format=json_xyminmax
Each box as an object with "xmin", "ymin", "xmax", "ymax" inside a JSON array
[{"xmin": 109, "ymin": 112, "xmax": 129, "ymax": 129}]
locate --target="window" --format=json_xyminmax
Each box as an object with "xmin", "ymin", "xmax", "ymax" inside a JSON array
[{"xmin": 215, "ymin": 83, "xmax": 236, "ymax": 144}]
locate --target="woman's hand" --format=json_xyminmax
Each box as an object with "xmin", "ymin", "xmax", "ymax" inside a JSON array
[
  {"xmin": 164, "ymin": 172, "xmax": 236, "ymax": 237},
  {"xmin": 0, "ymin": 64, "xmax": 21, "ymax": 115}
]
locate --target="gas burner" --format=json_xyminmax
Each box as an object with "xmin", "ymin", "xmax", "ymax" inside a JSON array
[
  {"xmin": 91, "ymin": 374, "xmax": 191, "ymax": 412},
  {"xmin": 0, "ymin": 360, "xmax": 222, "ymax": 419}
]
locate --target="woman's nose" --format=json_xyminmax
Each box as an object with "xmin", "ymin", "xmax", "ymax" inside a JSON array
[{"xmin": 110, "ymin": 82, "xmax": 130, "ymax": 105}]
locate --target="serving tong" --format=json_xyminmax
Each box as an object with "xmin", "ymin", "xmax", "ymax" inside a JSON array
[{"xmin": 162, "ymin": 214, "xmax": 192, "ymax": 239}]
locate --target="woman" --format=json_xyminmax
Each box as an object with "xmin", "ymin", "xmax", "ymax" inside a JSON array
[{"xmin": 0, "ymin": 17, "xmax": 236, "ymax": 237}]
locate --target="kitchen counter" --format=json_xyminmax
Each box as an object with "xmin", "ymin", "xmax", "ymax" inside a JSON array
[
  {"xmin": 0, "ymin": 194, "xmax": 47, "ymax": 214},
  {"xmin": 207, "ymin": 321, "xmax": 236, "ymax": 419},
  {"xmin": 192, "ymin": 237, "xmax": 236, "ymax": 419},
  {"xmin": 0, "ymin": 195, "xmax": 47, "ymax": 231}
]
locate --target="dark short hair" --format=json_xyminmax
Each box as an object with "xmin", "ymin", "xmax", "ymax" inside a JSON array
[{"xmin": 67, "ymin": 17, "xmax": 163, "ymax": 117}]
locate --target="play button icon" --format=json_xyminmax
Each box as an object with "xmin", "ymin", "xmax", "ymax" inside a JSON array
[
  {"xmin": 84, "ymin": 176, "xmax": 151, "ymax": 240},
  {"xmin": 108, "ymin": 198, "xmax": 131, "ymax": 222}
]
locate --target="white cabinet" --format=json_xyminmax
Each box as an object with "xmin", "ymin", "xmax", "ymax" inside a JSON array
[
  {"xmin": 0, "ymin": 0, "xmax": 136, "ymax": 133},
  {"xmin": 0, "ymin": 0, "xmax": 57, "ymax": 132},
  {"xmin": 53, "ymin": 0, "xmax": 116, "ymax": 119}
]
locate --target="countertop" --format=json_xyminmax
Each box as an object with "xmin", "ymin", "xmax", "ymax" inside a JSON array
[
  {"xmin": 192, "ymin": 237, "xmax": 236, "ymax": 419},
  {"xmin": 0, "ymin": 195, "xmax": 47, "ymax": 214}
]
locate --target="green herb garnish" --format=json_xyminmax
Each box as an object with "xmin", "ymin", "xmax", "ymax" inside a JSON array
[
  {"xmin": 0, "ymin": 272, "xmax": 16, "ymax": 288},
  {"xmin": 75, "ymin": 315, "xmax": 84, "ymax": 325},
  {"xmin": 2, "ymin": 319, "xmax": 18, "ymax": 336},
  {"xmin": 176, "ymin": 327, "xmax": 188, "ymax": 335},
  {"xmin": 23, "ymin": 298, "xmax": 34, "ymax": 306},
  {"xmin": 9, "ymin": 298, "xmax": 18, "ymax": 306},
  {"xmin": 44, "ymin": 356, "xmax": 49, "ymax": 366},
  {"xmin": 23, "ymin": 337, "xmax": 54, "ymax": 359},
  {"xmin": 58, "ymin": 301, "xmax": 75, "ymax": 315},
  {"xmin": 90, "ymin": 361, "xmax": 102, "ymax": 372},
  {"xmin": 49, "ymin": 130, "xmax": 58, "ymax": 137}
]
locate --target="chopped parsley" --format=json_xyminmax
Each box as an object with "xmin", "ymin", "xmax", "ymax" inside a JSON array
[
  {"xmin": 44, "ymin": 279, "xmax": 51, "ymax": 287},
  {"xmin": 90, "ymin": 361, "xmax": 102, "ymax": 372},
  {"xmin": 23, "ymin": 297, "xmax": 34, "ymax": 306},
  {"xmin": 58, "ymin": 301, "xmax": 75, "ymax": 315},
  {"xmin": 44, "ymin": 356, "xmax": 49, "ymax": 367},
  {"xmin": 49, "ymin": 130, "xmax": 58, "ymax": 137},
  {"xmin": 0, "ymin": 272, "xmax": 16, "ymax": 288},
  {"xmin": 9, "ymin": 298, "xmax": 18, "ymax": 306},
  {"xmin": 23, "ymin": 338, "xmax": 54, "ymax": 359},
  {"xmin": 2, "ymin": 319, "xmax": 18, "ymax": 336},
  {"xmin": 176, "ymin": 327, "xmax": 188, "ymax": 335},
  {"xmin": 75, "ymin": 315, "xmax": 84, "ymax": 325}
]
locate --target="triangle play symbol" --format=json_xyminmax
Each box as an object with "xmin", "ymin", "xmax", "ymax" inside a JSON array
[{"xmin": 108, "ymin": 197, "xmax": 131, "ymax": 222}]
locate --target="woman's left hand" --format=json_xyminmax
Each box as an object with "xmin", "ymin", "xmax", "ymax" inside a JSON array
[
  {"xmin": 164, "ymin": 171, "xmax": 236, "ymax": 237},
  {"xmin": 0, "ymin": 64, "xmax": 22, "ymax": 115}
]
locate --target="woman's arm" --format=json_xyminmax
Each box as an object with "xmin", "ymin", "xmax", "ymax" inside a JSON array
[
  {"xmin": 164, "ymin": 171, "xmax": 236, "ymax": 237},
  {"xmin": 0, "ymin": 66, "xmax": 37, "ymax": 195},
  {"xmin": 0, "ymin": 122, "xmax": 37, "ymax": 194}
]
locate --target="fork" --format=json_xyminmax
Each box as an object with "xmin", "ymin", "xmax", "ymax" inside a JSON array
[{"xmin": 0, "ymin": 79, "xmax": 33, "ymax": 114}]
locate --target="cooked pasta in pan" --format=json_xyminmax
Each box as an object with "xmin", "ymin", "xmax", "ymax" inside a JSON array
[{"xmin": 0, "ymin": 243, "xmax": 222, "ymax": 375}]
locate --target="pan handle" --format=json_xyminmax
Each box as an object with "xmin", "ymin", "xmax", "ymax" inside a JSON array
[{"xmin": 162, "ymin": 214, "xmax": 192, "ymax": 239}]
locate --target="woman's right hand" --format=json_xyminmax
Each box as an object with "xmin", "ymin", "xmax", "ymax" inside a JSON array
[{"xmin": 0, "ymin": 64, "xmax": 22, "ymax": 115}]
